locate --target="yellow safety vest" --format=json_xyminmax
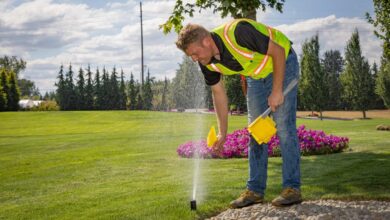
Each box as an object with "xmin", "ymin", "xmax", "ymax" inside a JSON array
[{"xmin": 206, "ymin": 18, "xmax": 291, "ymax": 79}]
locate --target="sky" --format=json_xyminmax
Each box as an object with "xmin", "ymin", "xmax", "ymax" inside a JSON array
[{"xmin": 0, "ymin": 0, "xmax": 381, "ymax": 94}]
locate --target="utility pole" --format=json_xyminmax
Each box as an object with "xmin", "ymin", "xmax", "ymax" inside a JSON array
[{"xmin": 140, "ymin": 1, "xmax": 144, "ymax": 88}]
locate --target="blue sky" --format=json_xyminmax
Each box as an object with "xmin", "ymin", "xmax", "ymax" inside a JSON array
[
  {"xmin": 267, "ymin": 0, "xmax": 373, "ymax": 23},
  {"xmin": 0, "ymin": 0, "xmax": 381, "ymax": 94}
]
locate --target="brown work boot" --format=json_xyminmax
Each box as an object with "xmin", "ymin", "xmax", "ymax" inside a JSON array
[
  {"xmin": 230, "ymin": 189, "xmax": 263, "ymax": 208},
  {"xmin": 272, "ymin": 187, "xmax": 302, "ymax": 207}
]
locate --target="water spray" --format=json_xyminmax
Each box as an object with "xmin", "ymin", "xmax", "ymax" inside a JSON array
[
  {"xmin": 190, "ymin": 143, "xmax": 201, "ymax": 211},
  {"xmin": 190, "ymin": 126, "xmax": 217, "ymax": 211}
]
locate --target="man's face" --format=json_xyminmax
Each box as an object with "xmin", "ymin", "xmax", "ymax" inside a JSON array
[{"xmin": 185, "ymin": 39, "xmax": 213, "ymax": 65}]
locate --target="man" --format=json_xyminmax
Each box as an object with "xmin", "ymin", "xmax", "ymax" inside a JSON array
[{"xmin": 176, "ymin": 18, "xmax": 301, "ymax": 208}]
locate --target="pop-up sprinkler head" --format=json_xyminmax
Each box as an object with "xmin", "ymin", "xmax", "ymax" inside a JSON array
[{"xmin": 190, "ymin": 200, "xmax": 197, "ymax": 210}]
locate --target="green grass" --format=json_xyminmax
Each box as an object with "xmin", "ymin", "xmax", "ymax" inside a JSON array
[{"xmin": 0, "ymin": 111, "xmax": 389, "ymax": 219}]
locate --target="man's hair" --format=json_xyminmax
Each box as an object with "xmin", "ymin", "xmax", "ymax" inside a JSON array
[{"xmin": 176, "ymin": 23, "xmax": 210, "ymax": 51}]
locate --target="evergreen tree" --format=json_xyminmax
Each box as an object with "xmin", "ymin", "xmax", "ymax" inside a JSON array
[
  {"xmin": 172, "ymin": 66, "xmax": 187, "ymax": 109},
  {"xmin": 340, "ymin": 30, "xmax": 373, "ymax": 118},
  {"xmin": 205, "ymin": 85, "xmax": 213, "ymax": 110},
  {"xmin": 64, "ymin": 64, "xmax": 77, "ymax": 110},
  {"xmin": 85, "ymin": 65, "xmax": 94, "ymax": 110},
  {"xmin": 76, "ymin": 67, "xmax": 86, "ymax": 110},
  {"xmin": 48, "ymin": 91, "xmax": 56, "ymax": 101},
  {"xmin": 299, "ymin": 34, "xmax": 327, "ymax": 119},
  {"xmin": 136, "ymin": 84, "xmax": 143, "ymax": 110},
  {"xmin": 0, "ymin": 56, "xmax": 25, "ymax": 110},
  {"xmin": 142, "ymin": 69, "xmax": 153, "ymax": 110},
  {"xmin": 321, "ymin": 50, "xmax": 344, "ymax": 110},
  {"xmin": 161, "ymin": 77, "xmax": 168, "ymax": 111},
  {"xmin": 7, "ymin": 70, "xmax": 20, "ymax": 111},
  {"xmin": 119, "ymin": 69, "xmax": 127, "ymax": 110},
  {"xmin": 43, "ymin": 92, "xmax": 49, "ymax": 100},
  {"xmin": 55, "ymin": 65, "xmax": 66, "ymax": 110},
  {"xmin": 172, "ymin": 56, "xmax": 206, "ymax": 109},
  {"xmin": 0, "ymin": 68, "xmax": 8, "ymax": 111},
  {"xmin": 101, "ymin": 67, "xmax": 110, "ymax": 110},
  {"xmin": 109, "ymin": 67, "xmax": 120, "ymax": 110},
  {"xmin": 150, "ymin": 78, "xmax": 170, "ymax": 111},
  {"xmin": 0, "ymin": 67, "xmax": 10, "ymax": 110},
  {"xmin": 94, "ymin": 68, "xmax": 102, "ymax": 110},
  {"xmin": 128, "ymin": 73, "xmax": 137, "ymax": 110},
  {"xmin": 371, "ymin": 62, "xmax": 385, "ymax": 109}
]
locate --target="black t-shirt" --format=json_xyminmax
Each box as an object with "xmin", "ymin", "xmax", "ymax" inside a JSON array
[{"xmin": 199, "ymin": 21, "xmax": 270, "ymax": 86}]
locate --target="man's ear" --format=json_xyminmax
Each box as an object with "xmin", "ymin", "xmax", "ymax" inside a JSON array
[{"xmin": 202, "ymin": 37, "xmax": 211, "ymax": 48}]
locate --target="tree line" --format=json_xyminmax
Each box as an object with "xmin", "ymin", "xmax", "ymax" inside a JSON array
[
  {"xmin": 0, "ymin": 56, "xmax": 48, "ymax": 111},
  {"xmin": 54, "ymin": 56, "xmax": 211, "ymax": 111},
  {"xmin": 0, "ymin": 56, "xmax": 25, "ymax": 111},
  {"xmin": 55, "ymin": 64, "xmax": 156, "ymax": 111},
  {"xmin": 0, "ymin": 67, "xmax": 20, "ymax": 111},
  {"xmin": 299, "ymin": 30, "xmax": 386, "ymax": 119}
]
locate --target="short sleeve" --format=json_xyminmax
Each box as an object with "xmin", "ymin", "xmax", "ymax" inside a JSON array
[{"xmin": 199, "ymin": 64, "xmax": 221, "ymax": 86}]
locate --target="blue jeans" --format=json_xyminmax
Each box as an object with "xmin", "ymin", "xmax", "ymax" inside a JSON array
[{"xmin": 246, "ymin": 49, "xmax": 300, "ymax": 195}]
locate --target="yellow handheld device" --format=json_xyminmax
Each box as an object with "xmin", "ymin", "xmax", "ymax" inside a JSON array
[
  {"xmin": 207, "ymin": 126, "xmax": 217, "ymax": 147},
  {"xmin": 248, "ymin": 79, "xmax": 298, "ymax": 144}
]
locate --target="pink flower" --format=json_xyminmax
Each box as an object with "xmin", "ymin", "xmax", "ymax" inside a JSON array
[{"xmin": 177, "ymin": 125, "xmax": 349, "ymax": 158}]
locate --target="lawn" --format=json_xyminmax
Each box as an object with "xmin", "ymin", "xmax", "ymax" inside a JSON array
[{"xmin": 0, "ymin": 111, "xmax": 389, "ymax": 219}]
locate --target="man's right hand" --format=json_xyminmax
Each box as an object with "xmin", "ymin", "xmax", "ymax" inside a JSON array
[
  {"xmin": 212, "ymin": 133, "xmax": 226, "ymax": 156},
  {"xmin": 210, "ymin": 81, "xmax": 229, "ymax": 157}
]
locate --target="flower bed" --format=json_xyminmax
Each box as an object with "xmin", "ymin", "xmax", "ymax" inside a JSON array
[{"xmin": 177, "ymin": 125, "xmax": 349, "ymax": 159}]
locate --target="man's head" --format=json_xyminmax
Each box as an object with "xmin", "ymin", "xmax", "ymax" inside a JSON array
[{"xmin": 176, "ymin": 23, "xmax": 215, "ymax": 65}]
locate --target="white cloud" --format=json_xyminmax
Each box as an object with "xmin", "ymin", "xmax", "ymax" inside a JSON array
[{"xmin": 277, "ymin": 15, "xmax": 381, "ymax": 64}]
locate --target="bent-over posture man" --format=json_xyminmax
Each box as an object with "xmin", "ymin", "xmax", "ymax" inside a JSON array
[{"xmin": 176, "ymin": 18, "xmax": 301, "ymax": 208}]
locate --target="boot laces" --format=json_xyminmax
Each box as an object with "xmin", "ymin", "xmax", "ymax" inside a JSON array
[
  {"xmin": 240, "ymin": 189, "xmax": 252, "ymax": 198},
  {"xmin": 281, "ymin": 188, "xmax": 296, "ymax": 197}
]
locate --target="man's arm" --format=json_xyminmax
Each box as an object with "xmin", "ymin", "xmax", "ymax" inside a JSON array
[
  {"xmin": 235, "ymin": 22, "xmax": 287, "ymax": 112},
  {"xmin": 267, "ymin": 39, "xmax": 286, "ymax": 112},
  {"xmin": 211, "ymin": 80, "xmax": 228, "ymax": 152}
]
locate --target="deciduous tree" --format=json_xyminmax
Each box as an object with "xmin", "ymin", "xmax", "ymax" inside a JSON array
[
  {"xmin": 161, "ymin": 0, "xmax": 285, "ymax": 33},
  {"xmin": 367, "ymin": 0, "xmax": 390, "ymax": 108}
]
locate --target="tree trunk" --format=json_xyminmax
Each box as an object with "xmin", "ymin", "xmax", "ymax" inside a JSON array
[
  {"xmin": 234, "ymin": 8, "xmax": 257, "ymax": 20},
  {"xmin": 246, "ymin": 9, "xmax": 257, "ymax": 21},
  {"xmin": 320, "ymin": 111, "xmax": 323, "ymax": 121},
  {"xmin": 362, "ymin": 110, "xmax": 366, "ymax": 119}
]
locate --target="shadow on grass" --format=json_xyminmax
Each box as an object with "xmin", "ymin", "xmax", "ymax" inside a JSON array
[
  {"xmin": 204, "ymin": 152, "xmax": 390, "ymax": 219},
  {"xmin": 296, "ymin": 151, "xmax": 390, "ymax": 201},
  {"xmin": 200, "ymin": 151, "xmax": 390, "ymax": 219}
]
